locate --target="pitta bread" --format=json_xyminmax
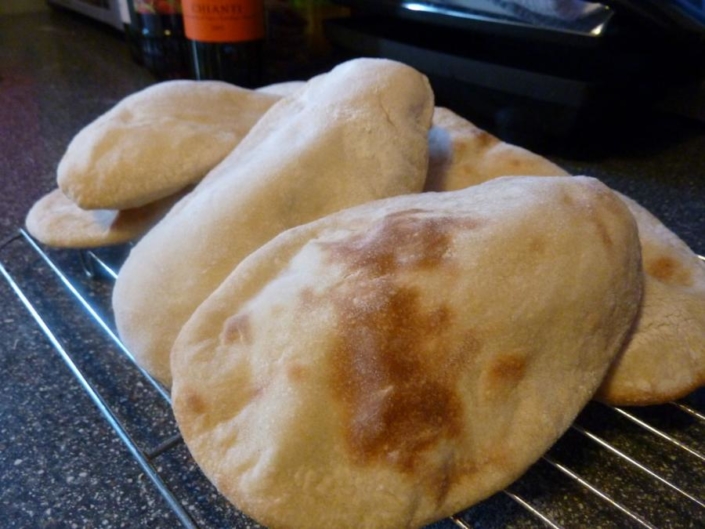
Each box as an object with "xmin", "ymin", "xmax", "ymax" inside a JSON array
[
  {"xmin": 423, "ymin": 109, "xmax": 705, "ymax": 404},
  {"xmin": 171, "ymin": 176, "xmax": 642, "ymax": 529},
  {"xmin": 596, "ymin": 193, "xmax": 705, "ymax": 405},
  {"xmin": 113, "ymin": 58, "xmax": 435, "ymax": 386},
  {"xmin": 24, "ymin": 188, "xmax": 187, "ymax": 248},
  {"xmin": 57, "ymin": 80, "xmax": 279, "ymax": 210},
  {"xmin": 425, "ymin": 107, "xmax": 569, "ymax": 191}
]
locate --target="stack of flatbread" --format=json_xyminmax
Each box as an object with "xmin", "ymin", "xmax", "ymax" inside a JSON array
[
  {"xmin": 26, "ymin": 80, "xmax": 280, "ymax": 248},
  {"xmin": 28, "ymin": 58, "xmax": 704, "ymax": 529},
  {"xmin": 112, "ymin": 59, "xmax": 435, "ymax": 386}
]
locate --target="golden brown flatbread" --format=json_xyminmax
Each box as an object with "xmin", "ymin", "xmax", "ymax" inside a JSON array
[
  {"xmin": 423, "ymin": 108, "xmax": 705, "ymax": 405},
  {"xmin": 113, "ymin": 58, "xmax": 435, "ymax": 386},
  {"xmin": 171, "ymin": 176, "xmax": 643, "ymax": 529},
  {"xmin": 24, "ymin": 188, "xmax": 187, "ymax": 248},
  {"xmin": 57, "ymin": 80, "xmax": 279, "ymax": 210},
  {"xmin": 425, "ymin": 107, "xmax": 569, "ymax": 191},
  {"xmin": 596, "ymin": 193, "xmax": 705, "ymax": 405}
]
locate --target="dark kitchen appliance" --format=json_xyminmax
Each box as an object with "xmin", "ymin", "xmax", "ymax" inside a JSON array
[{"xmin": 325, "ymin": 1, "xmax": 705, "ymax": 146}]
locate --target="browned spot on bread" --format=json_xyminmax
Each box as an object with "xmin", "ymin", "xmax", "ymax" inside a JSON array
[
  {"xmin": 488, "ymin": 354, "xmax": 526, "ymax": 384},
  {"xmin": 528, "ymin": 236, "xmax": 546, "ymax": 255},
  {"xmin": 222, "ymin": 313, "xmax": 252, "ymax": 344},
  {"xmin": 469, "ymin": 129, "xmax": 499, "ymax": 149},
  {"xmin": 592, "ymin": 216, "xmax": 613, "ymax": 249},
  {"xmin": 181, "ymin": 389, "xmax": 207, "ymax": 415},
  {"xmin": 317, "ymin": 210, "xmax": 488, "ymax": 501},
  {"xmin": 480, "ymin": 352, "xmax": 527, "ymax": 403},
  {"xmin": 322, "ymin": 211, "xmax": 483, "ymax": 276},
  {"xmin": 646, "ymin": 255, "xmax": 693, "ymax": 286},
  {"xmin": 286, "ymin": 363, "xmax": 308, "ymax": 383},
  {"xmin": 330, "ymin": 282, "xmax": 470, "ymax": 501},
  {"xmin": 507, "ymin": 159, "xmax": 522, "ymax": 170}
]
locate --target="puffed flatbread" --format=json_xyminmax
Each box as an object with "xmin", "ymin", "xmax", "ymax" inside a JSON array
[
  {"xmin": 422, "ymin": 109, "xmax": 705, "ymax": 405},
  {"xmin": 171, "ymin": 176, "xmax": 643, "ymax": 529},
  {"xmin": 596, "ymin": 193, "xmax": 705, "ymax": 405},
  {"xmin": 58, "ymin": 80, "xmax": 279, "ymax": 210},
  {"xmin": 425, "ymin": 107, "xmax": 569, "ymax": 191},
  {"xmin": 113, "ymin": 58, "xmax": 435, "ymax": 386},
  {"xmin": 24, "ymin": 188, "xmax": 187, "ymax": 248}
]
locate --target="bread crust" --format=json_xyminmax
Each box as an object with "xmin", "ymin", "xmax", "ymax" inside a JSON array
[{"xmin": 57, "ymin": 81, "xmax": 279, "ymax": 210}]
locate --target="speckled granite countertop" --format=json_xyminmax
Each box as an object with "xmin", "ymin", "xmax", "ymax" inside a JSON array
[{"xmin": 0, "ymin": 8, "xmax": 703, "ymax": 529}]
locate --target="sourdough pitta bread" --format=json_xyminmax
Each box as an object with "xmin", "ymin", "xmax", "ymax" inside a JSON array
[
  {"xmin": 425, "ymin": 107, "xmax": 569, "ymax": 191},
  {"xmin": 171, "ymin": 176, "xmax": 642, "ymax": 529},
  {"xmin": 25, "ymin": 188, "xmax": 187, "ymax": 248},
  {"xmin": 58, "ymin": 80, "xmax": 279, "ymax": 210},
  {"xmin": 596, "ymin": 193, "xmax": 705, "ymax": 405},
  {"xmin": 423, "ymin": 111, "xmax": 704, "ymax": 404},
  {"xmin": 113, "ymin": 58, "xmax": 435, "ymax": 386}
]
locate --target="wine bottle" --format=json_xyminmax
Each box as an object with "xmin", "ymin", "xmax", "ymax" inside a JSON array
[
  {"xmin": 134, "ymin": 0, "xmax": 191, "ymax": 80},
  {"xmin": 181, "ymin": 0, "xmax": 266, "ymax": 87}
]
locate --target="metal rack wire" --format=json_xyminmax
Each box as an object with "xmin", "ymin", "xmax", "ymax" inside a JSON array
[{"xmin": 1, "ymin": 228, "xmax": 703, "ymax": 529}]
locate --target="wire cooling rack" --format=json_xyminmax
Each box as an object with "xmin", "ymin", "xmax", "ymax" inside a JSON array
[{"xmin": 1, "ymin": 228, "xmax": 704, "ymax": 529}]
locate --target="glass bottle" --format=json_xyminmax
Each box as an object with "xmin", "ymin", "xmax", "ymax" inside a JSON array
[
  {"xmin": 181, "ymin": 0, "xmax": 266, "ymax": 87},
  {"xmin": 133, "ymin": 0, "xmax": 191, "ymax": 80}
]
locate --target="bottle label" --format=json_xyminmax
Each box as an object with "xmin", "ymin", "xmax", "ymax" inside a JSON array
[{"xmin": 182, "ymin": 0, "xmax": 265, "ymax": 43}]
